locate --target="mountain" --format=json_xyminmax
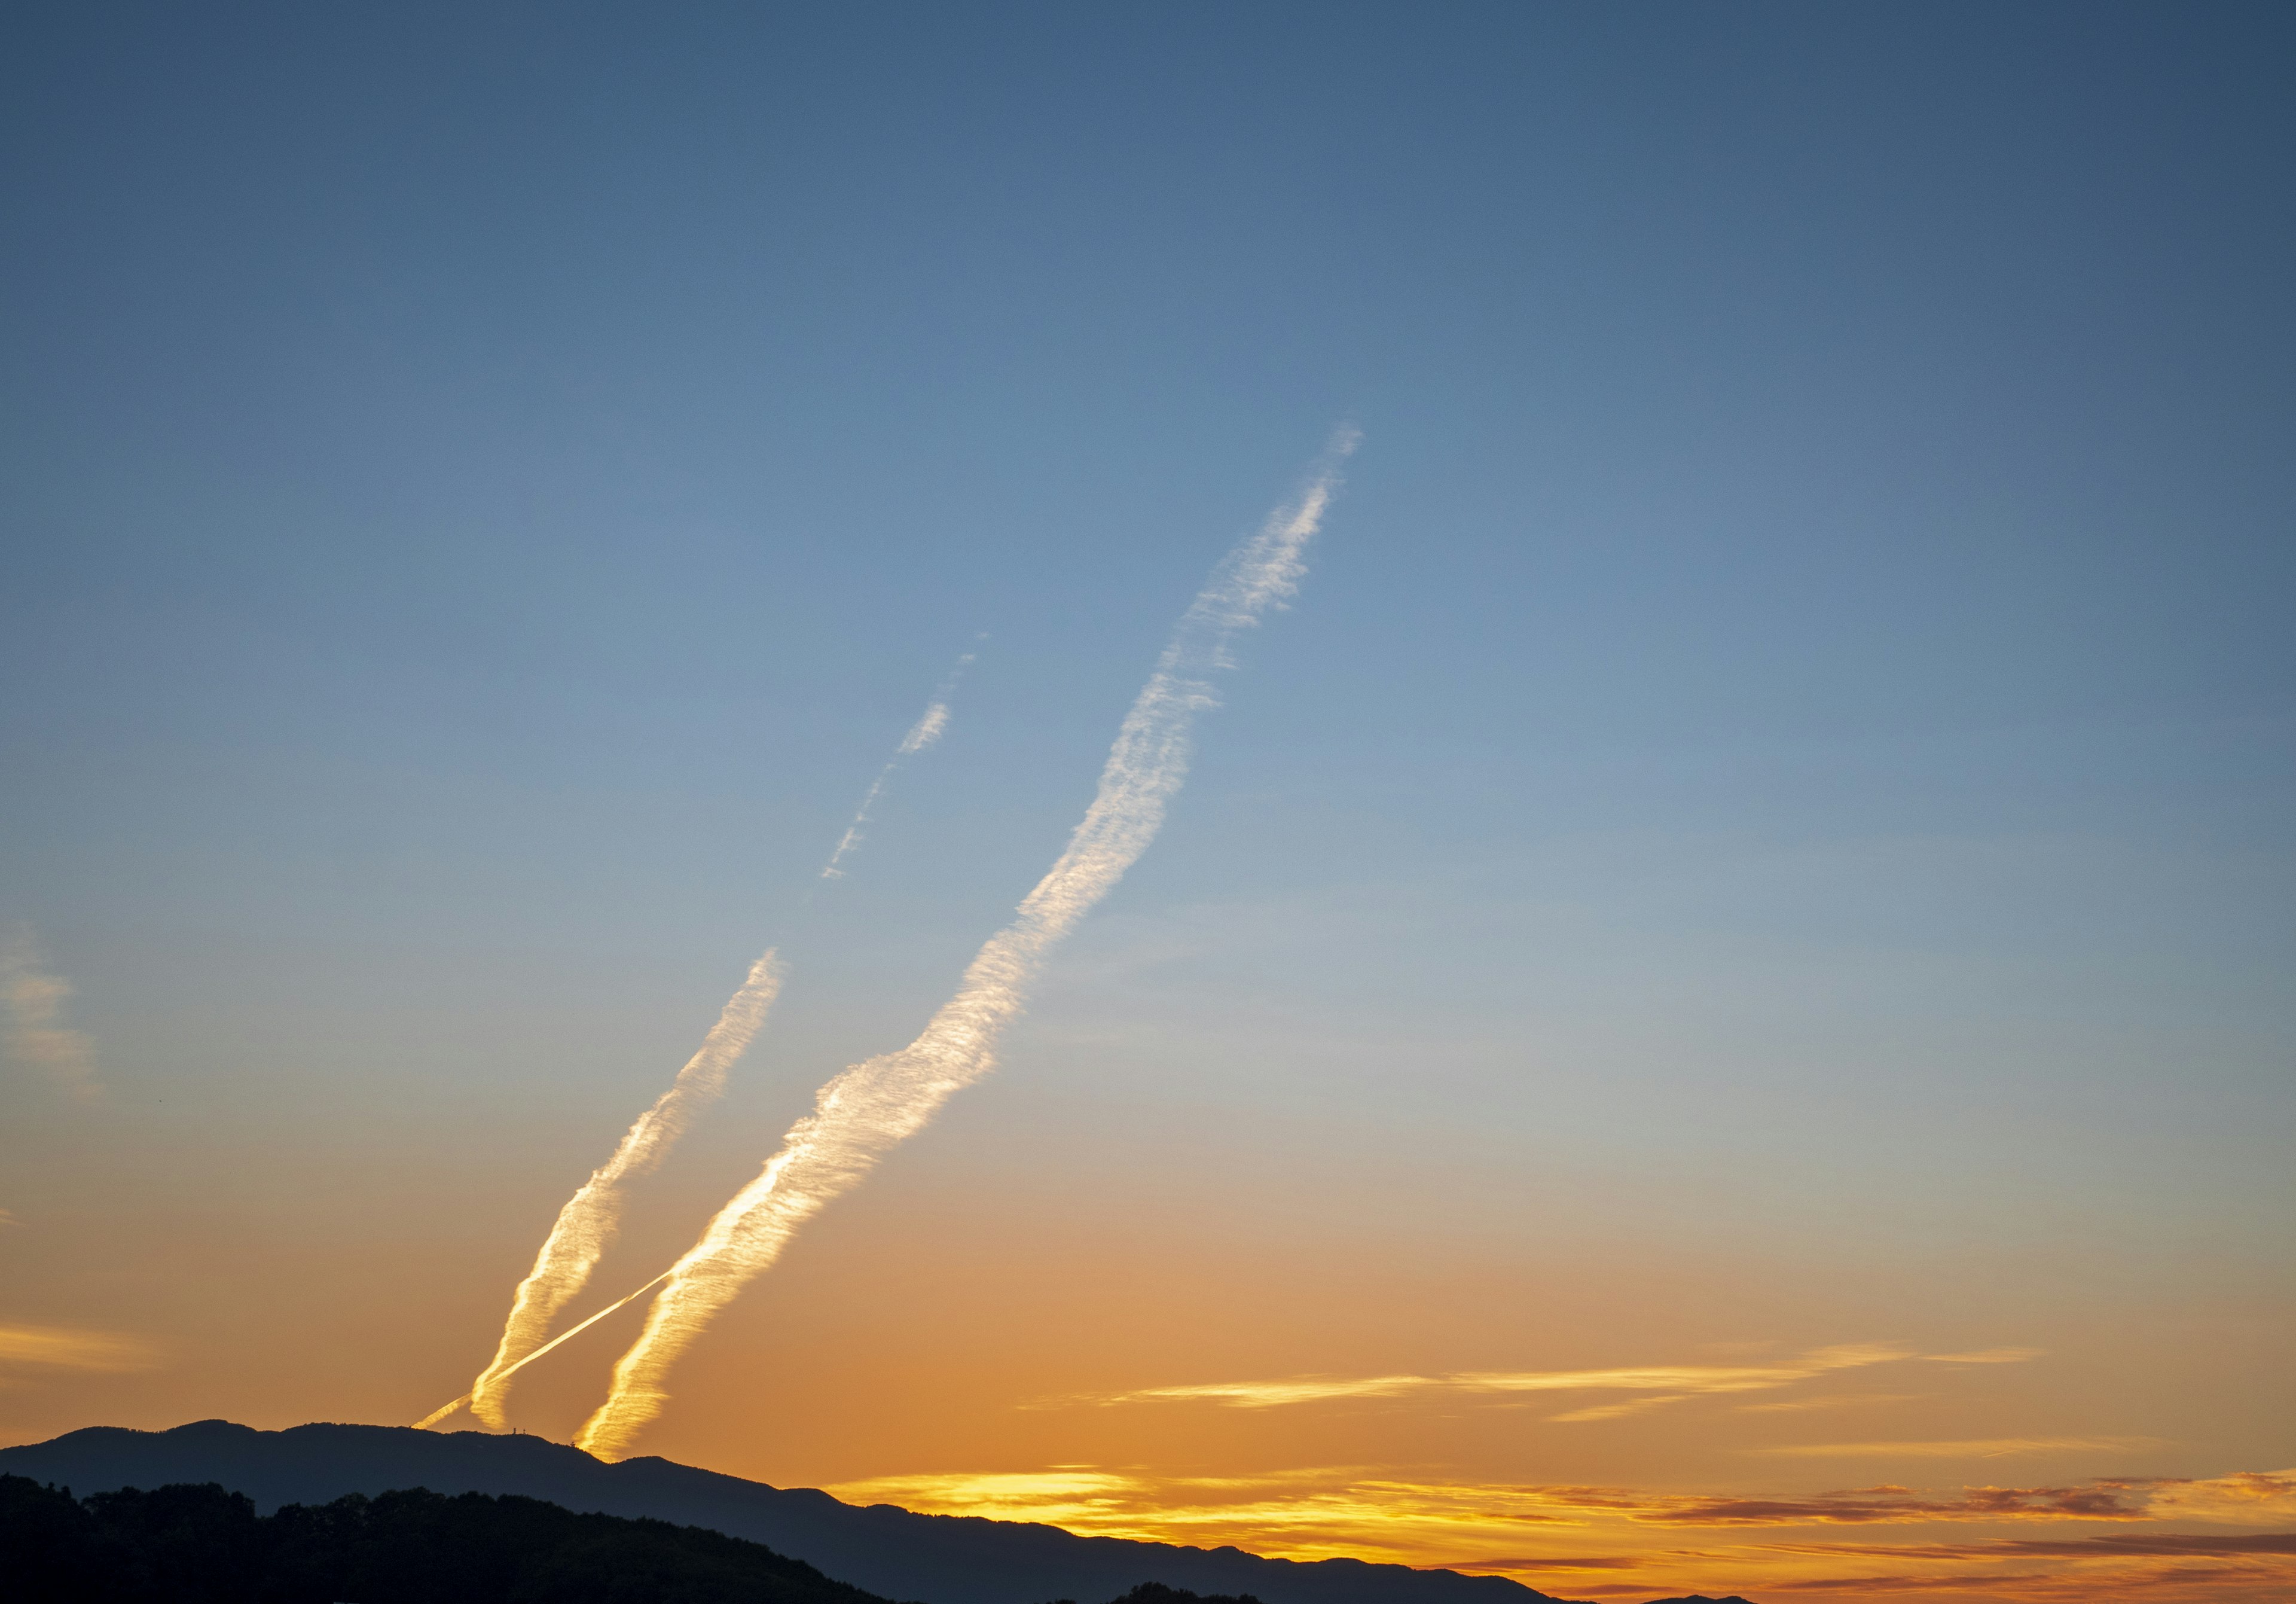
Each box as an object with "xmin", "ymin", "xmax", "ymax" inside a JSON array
[{"xmin": 0, "ymin": 1421, "xmax": 1584, "ymax": 1604}]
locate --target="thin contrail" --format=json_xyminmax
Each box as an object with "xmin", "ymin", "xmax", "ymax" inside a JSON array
[
  {"xmin": 820, "ymin": 651, "xmax": 975, "ymax": 880},
  {"xmin": 463, "ymin": 954, "xmax": 783, "ymax": 1428},
  {"xmin": 574, "ymin": 429, "xmax": 1357, "ymax": 1459},
  {"xmin": 431, "ymin": 664, "xmax": 974, "ymax": 1431},
  {"xmin": 412, "ymin": 1270, "xmax": 672, "ymax": 1429}
]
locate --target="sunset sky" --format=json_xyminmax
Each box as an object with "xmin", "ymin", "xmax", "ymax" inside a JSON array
[{"xmin": 2, "ymin": 5, "xmax": 2292, "ymax": 1602}]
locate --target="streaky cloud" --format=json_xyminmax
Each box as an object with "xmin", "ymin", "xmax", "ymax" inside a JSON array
[
  {"xmin": 413, "ymin": 1268, "xmax": 671, "ymax": 1429},
  {"xmin": 820, "ymin": 649, "xmax": 974, "ymax": 880},
  {"xmin": 1755, "ymin": 1436, "xmax": 2163, "ymax": 1459},
  {"xmin": 0, "ymin": 1322, "xmax": 158, "ymax": 1373},
  {"xmin": 573, "ymin": 428, "xmax": 1358, "ymax": 1459},
  {"xmin": 1062, "ymin": 1341, "xmax": 1938, "ymax": 1411},
  {"xmin": 2142, "ymin": 1468, "xmax": 2296, "ymax": 1526},
  {"xmin": 823, "ymin": 1462, "xmax": 2294, "ymax": 1546},
  {"xmin": 434, "ymin": 651, "xmax": 976, "ymax": 1431},
  {"xmin": 811, "ymin": 1460, "xmax": 2296, "ymax": 1599},
  {"xmin": 1, "ymin": 926, "xmax": 98, "ymax": 1099},
  {"xmin": 1781, "ymin": 1531, "xmax": 2296, "ymax": 1557},
  {"xmin": 462, "ymin": 952, "xmax": 782, "ymax": 1428},
  {"xmin": 1735, "ymin": 1392, "xmax": 1925, "ymax": 1414},
  {"xmin": 1547, "ymin": 1393, "xmax": 1692, "ymax": 1423}
]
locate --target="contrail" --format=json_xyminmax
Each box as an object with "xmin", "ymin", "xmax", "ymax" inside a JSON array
[
  {"xmin": 820, "ymin": 651, "xmax": 975, "ymax": 880},
  {"xmin": 574, "ymin": 429, "xmax": 1357, "ymax": 1459},
  {"xmin": 462, "ymin": 953, "xmax": 783, "ymax": 1428},
  {"xmin": 432, "ymin": 664, "xmax": 974, "ymax": 1431},
  {"xmin": 412, "ymin": 1270, "xmax": 671, "ymax": 1429}
]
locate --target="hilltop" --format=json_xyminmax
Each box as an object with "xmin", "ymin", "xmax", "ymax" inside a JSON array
[{"xmin": 0, "ymin": 1421, "xmax": 1588, "ymax": 1604}]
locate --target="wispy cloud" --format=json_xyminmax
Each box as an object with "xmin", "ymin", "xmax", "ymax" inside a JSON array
[
  {"xmin": 1637, "ymin": 1483, "xmax": 2166, "ymax": 1526},
  {"xmin": 1745, "ymin": 1530, "xmax": 2296, "ymax": 1604},
  {"xmin": 817, "ymin": 1462, "xmax": 2296, "ymax": 1604},
  {"xmin": 453, "ymin": 951, "xmax": 783, "ymax": 1429},
  {"xmin": 573, "ymin": 430, "xmax": 1358, "ymax": 1459},
  {"xmin": 1549, "ymin": 1393, "xmax": 1693, "ymax": 1423},
  {"xmin": 1, "ymin": 928, "xmax": 98, "ymax": 1098},
  {"xmin": 820, "ymin": 649, "xmax": 973, "ymax": 880},
  {"xmin": 2125, "ymin": 1470, "xmax": 2296, "ymax": 1527},
  {"xmin": 1738, "ymin": 1393, "xmax": 1925, "ymax": 1414},
  {"xmin": 1773, "ymin": 1532, "xmax": 2296, "ymax": 1560},
  {"xmin": 0, "ymin": 1322, "xmax": 159, "ymax": 1374},
  {"xmin": 1061, "ymin": 1341, "xmax": 2020, "ymax": 1413},
  {"xmin": 1756, "ymin": 1438, "xmax": 2163, "ymax": 1460},
  {"xmin": 1648, "ymin": 1471, "xmax": 2296, "ymax": 1531},
  {"xmin": 436, "ymin": 650, "xmax": 984, "ymax": 1431},
  {"xmin": 817, "ymin": 1459, "xmax": 2296, "ymax": 1604},
  {"xmin": 1756, "ymin": 1563, "xmax": 2296, "ymax": 1597},
  {"xmin": 823, "ymin": 1465, "xmax": 1586, "ymax": 1562},
  {"xmin": 1452, "ymin": 1554, "xmax": 1652, "ymax": 1573},
  {"xmin": 897, "ymin": 700, "xmax": 951, "ymax": 755}
]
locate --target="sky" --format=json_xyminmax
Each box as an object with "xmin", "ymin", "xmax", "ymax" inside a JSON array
[{"xmin": 2, "ymin": 2, "xmax": 2292, "ymax": 1600}]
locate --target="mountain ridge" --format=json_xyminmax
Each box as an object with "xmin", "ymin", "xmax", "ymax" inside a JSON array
[{"xmin": 0, "ymin": 1420, "xmax": 1597, "ymax": 1604}]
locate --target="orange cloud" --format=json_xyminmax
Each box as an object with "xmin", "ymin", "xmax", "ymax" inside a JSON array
[
  {"xmin": 1061, "ymin": 1341, "xmax": 1956, "ymax": 1412},
  {"xmin": 1756, "ymin": 1438, "xmax": 2164, "ymax": 1460},
  {"xmin": 821, "ymin": 1462, "xmax": 2296, "ymax": 1604},
  {"xmin": 1636, "ymin": 1483, "xmax": 2163, "ymax": 1526},
  {"xmin": 1773, "ymin": 1533, "xmax": 2296, "ymax": 1559},
  {"xmin": 1739, "ymin": 1394, "xmax": 1926, "ymax": 1414},
  {"xmin": 0, "ymin": 1322, "xmax": 159, "ymax": 1374},
  {"xmin": 2142, "ymin": 1471, "xmax": 2296, "ymax": 1526},
  {"xmin": 823, "ymin": 1465, "xmax": 2281, "ymax": 1544},
  {"xmin": 1550, "ymin": 1393, "xmax": 1693, "ymax": 1423},
  {"xmin": 1757, "ymin": 1557, "xmax": 2296, "ymax": 1599},
  {"xmin": 0, "ymin": 929, "xmax": 97, "ymax": 1099}
]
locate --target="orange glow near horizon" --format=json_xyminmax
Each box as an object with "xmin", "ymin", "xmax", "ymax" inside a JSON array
[
  {"xmin": 820, "ymin": 1461, "xmax": 2296, "ymax": 1602},
  {"xmin": 4, "ymin": 10, "xmax": 2291, "ymax": 1604}
]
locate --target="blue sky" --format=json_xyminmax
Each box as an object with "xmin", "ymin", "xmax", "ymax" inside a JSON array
[{"xmin": 2, "ymin": 7, "xmax": 2292, "ymax": 1593}]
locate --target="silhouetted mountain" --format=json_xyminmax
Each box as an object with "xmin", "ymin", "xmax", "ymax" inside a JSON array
[
  {"xmin": 1640, "ymin": 1597, "xmax": 1760, "ymax": 1604},
  {"xmin": 0, "ymin": 1422, "xmax": 1587, "ymax": 1604},
  {"xmin": 0, "ymin": 1473, "xmax": 902, "ymax": 1604}
]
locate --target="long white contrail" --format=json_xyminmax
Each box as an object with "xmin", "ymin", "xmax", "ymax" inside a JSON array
[
  {"xmin": 575, "ymin": 429, "xmax": 1357, "ymax": 1459},
  {"xmin": 463, "ymin": 953, "xmax": 783, "ymax": 1428},
  {"xmin": 432, "ymin": 670, "xmax": 975, "ymax": 1431},
  {"xmin": 820, "ymin": 651, "xmax": 975, "ymax": 880}
]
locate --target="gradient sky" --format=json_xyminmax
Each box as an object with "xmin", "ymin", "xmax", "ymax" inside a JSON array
[{"xmin": 3, "ymin": 4, "xmax": 2292, "ymax": 1601}]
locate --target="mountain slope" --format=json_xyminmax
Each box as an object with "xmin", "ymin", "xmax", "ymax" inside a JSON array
[{"xmin": 0, "ymin": 1421, "xmax": 1578, "ymax": 1604}]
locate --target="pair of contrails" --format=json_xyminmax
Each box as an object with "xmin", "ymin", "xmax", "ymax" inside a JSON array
[{"xmin": 416, "ymin": 431, "xmax": 1358, "ymax": 1458}]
